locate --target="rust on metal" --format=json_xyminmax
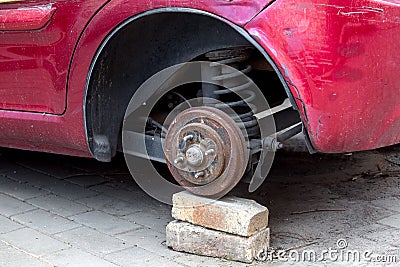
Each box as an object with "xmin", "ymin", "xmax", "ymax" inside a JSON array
[{"xmin": 164, "ymin": 106, "xmax": 248, "ymax": 197}]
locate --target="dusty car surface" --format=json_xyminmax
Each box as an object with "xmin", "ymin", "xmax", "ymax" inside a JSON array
[{"xmin": 0, "ymin": 0, "xmax": 399, "ymax": 197}]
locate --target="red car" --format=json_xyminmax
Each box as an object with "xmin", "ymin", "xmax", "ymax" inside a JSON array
[{"xmin": 1, "ymin": 0, "xmax": 399, "ymax": 198}]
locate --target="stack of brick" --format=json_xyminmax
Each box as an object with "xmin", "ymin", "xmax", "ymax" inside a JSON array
[{"xmin": 166, "ymin": 191, "xmax": 270, "ymax": 263}]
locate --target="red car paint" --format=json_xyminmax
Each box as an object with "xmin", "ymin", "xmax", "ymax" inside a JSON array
[
  {"xmin": 246, "ymin": 0, "xmax": 400, "ymax": 152},
  {"xmin": 0, "ymin": 0, "xmax": 398, "ymax": 157}
]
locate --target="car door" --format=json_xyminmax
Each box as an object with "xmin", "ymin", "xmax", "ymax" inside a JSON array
[{"xmin": 0, "ymin": 0, "xmax": 108, "ymax": 114}]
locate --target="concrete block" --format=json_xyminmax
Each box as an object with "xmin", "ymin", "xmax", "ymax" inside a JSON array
[
  {"xmin": 172, "ymin": 191, "xmax": 268, "ymax": 237},
  {"xmin": 166, "ymin": 220, "xmax": 270, "ymax": 263}
]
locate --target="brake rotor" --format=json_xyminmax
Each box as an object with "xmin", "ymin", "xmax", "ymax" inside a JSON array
[{"xmin": 164, "ymin": 106, "xmax": 248, "ymax": 197}]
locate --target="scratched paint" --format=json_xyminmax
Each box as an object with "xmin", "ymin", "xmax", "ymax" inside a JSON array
[{"xmin": 0, "ymin": 0, "xmax": 398, "ymax": 157}]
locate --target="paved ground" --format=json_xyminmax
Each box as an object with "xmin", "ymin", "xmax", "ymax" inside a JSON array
[{"xmin": 0, "ymin": 145, "xmax": 399, "ymax": 266}]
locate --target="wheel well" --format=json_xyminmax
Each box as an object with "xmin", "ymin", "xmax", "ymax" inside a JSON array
[{"xmin": 85, "ymin": 11, "xmax": 295, "ymax": 162}]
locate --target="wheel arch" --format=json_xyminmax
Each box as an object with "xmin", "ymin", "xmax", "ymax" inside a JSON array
[{"xmin": 84, "ymin": 8, "xmax": 309, "ymax": 162}]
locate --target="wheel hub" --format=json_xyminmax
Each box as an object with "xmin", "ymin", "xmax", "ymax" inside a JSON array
[{"xmin": 164, "ymin": 106, "xmax": 248, "ymax": 196}]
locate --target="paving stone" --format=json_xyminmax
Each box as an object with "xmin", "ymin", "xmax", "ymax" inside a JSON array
[
  {"xmin": 70, "ymin": 210, "xmax": 141, "ymax": 235},
  {"xmin": 26, "ymin": 194, "xmax": 91, "ymax": 217},
  {"xmin": 166, "ymin": 220, "xmax": 270, "ymax": 263},
  {"xmin": 0, "ymin": 215, "xmax": 23, "ymax": 234},
  {"xmin": 0, "ymin": 228, "xmax": 69, "ymax": 256},
  {"xmin": 0, "ymin": 243, "xmax": 51, "ymax": 267},
  {"xmin": 104, "ymin": 247, "xmax": 184, "ymax": 267},
  {"xmin": 14, "ymin": 159, "xmax": 84, "ymax": 179},
  {"xmin": 363, "ymin": 227, "xmax": 400, "ymax": 248},
  {"xmin": 372, "ymin": 197, "xmax": 400, "ymax": 213},
  {"xmin": 377, "ymin": 214, "xmax": 400, "ymax": 229},
  {"xmin": 0, "ymin": 160, "xmax": 23, "ymax": 176},
  {"xmin": 90, "ymin": 184, "xmax": 152, "ymax": 203},
  {"xmin": 41, "ymin": 181, "xmax": 99, "ymax": 201},
  {"xmin": 5, "ymin": 169, "xmax": 98, "ymax": 200},
  {"xmin": 117, "ymin": 227, "xmax": 178, "ymax": 259},
  {"xmin": 122, "ymin": 210, "xmax": 172, "ymax": 233},
  {"xmin": 173, "ymin": 253, "xmax": 248, "ymax": 267},
  {"xmin": 172, "ymin": 191, "xmax": 269, "ymax": 237},
  {"xmin": 0, "ymin": 193, "xmax": 36, "ymax": 217},
  {"xmin": 4, "ymin": 168, "xmax": 57, "ymax": 186},
  {"xmin": 54, "ymin": 226, "xmax": 131, "ymax": 255},
  {"xmin": 76, "ymin": 194, "xmax": 141, "ymax": 216},
  {"xmin": 43, "ymin": 248, "xmax": 118, "ymax": 267},
  {"xmin": 12, "ymin": 209, "xmax": 79, "ymax": 235},
  {"xmin": 0, "ymin": 177, "xmax": 47, "ymax": 201},
  {"xmin": 65, "ymin": 175, "xmax": 108, "ymax": 188}
]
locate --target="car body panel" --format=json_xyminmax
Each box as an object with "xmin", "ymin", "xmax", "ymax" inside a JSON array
[
  {"xmin": 246, "ymin": 0, "xmax": 400, "ymax": 152},
  {"xmin": 0, "ymin": 0, "xmax": 109, "ymax": 114},
  {"xmin": 0, "ymin": 0, "xmax": 398, "ymax": 157},
  {"xmin": 0, "ymin": 0, "xmax": 273, "ymax": 156}
]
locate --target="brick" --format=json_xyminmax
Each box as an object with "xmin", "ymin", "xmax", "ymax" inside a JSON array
[
  {"xmin": 0, "ymin": 193, "xmax": 36, "ymax": 217},
  {"xmin": 0, "ymin": 228, "xmax": 69, "ymax": 256},
  {"xmin": 12, "ymin": 209, "xmax": 79, "ymax": 235},
  {"xmin": 172, "ymin": 191, "xmax": 269, "ymax": 237},
  {"xmin": 166, "ymin": 220, "xmax": 270, "ymax": 263},
  {"xmin": 54, "ymin": 227, "xmax": 131, "ymax": 255},
  {"xmin": 70, "ymin": 210, "xmax": 141, "ymax": 235},
  {"xmin": 26, "ymin": 194, "xmax": 91, "ymax": 217},
  {"xmin": 43, "ymin": 248, "xmax": 118, "ymax": 267}
]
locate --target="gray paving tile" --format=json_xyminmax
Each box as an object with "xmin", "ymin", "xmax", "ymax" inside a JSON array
[
  {"xmin": 43, "ymin": 248, "xmax": 118, "ymax": 267},
  {"xmin": 0, "ymin": 228, "xmax": 69, "ymax": 256},
  {"xmin": 26, "ymin": 194, "xmax": 91, "ymax": 217},
  {"xmin": 76, "ymin": 194, "xmax": 141, "ymax": 216},
  {"xmin": 117, "ymin": 227, "xmax": 177, "ymax": 259},
  {"xmin": 372, "ymin": 197, "xmax": 400, "ymax": 213},
  {"xmin": 0, "ymin": 193, "xmax": 36, "ymax": 217},
  {"xmin": 70, "ymin": 210, "xmax": 141, "ymax": 235},
  {"xmin": 14, "ymin": 159, "xmax": 84, "ymax": 179},
  {"xmin": 104, "ymin": 247, "xmax": 184, "ymax": 267},
  {"xmin": 0, "ymin": 243, "xmax": 51, "ymax": 267},
  {"xmin": 0, "ymin": 215, "xmax": 23, "ymax": 234},
  {"xmin": 378, "ymin": 214, "xmax": 400, "ymax": 229},
  {"xmin": 4, "ymin": 168, "xmax": 56, "ymax": 186},
  {"xmin": 122, "ymin": 211, "xmax": 172, "ymax": 233},
  {"xmin": 0, "ymin": 177, "xmax": 47, "ymax": 201},
  {"xmin": 90, "ymin": 184, "xmax": 150, "ymax": 203},
  {"xmin": 0, "ymin": 160, "xmax": 23, "ymax": 176},
  {"xmin": 5, "ymin": 169, "xmax": 99, "ymax": 200},
  {"xmin": 12, "ymin": 209, "xmax": 80, "ymax": 235},
  {"xmin": 173, "ymin": 253, "xmax": 245, "ymax": 267},
  {"xmin": 54, "ymin": 227, "xmax": 131, "ymax": 255},
  {"xmin": 41, "ymin": 181, "xmax": 99, "ymax": 201},
  {"xmin": 363, "ymin": 227, "xmax": 400, "ymax": 248},
  {"xmin": 65, "ymin": 175, "xmax": 108, "ymax": 188}
]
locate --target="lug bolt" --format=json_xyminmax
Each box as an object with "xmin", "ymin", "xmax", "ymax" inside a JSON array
[
  {"xmin": 183, "ymin": 135, "xmax": 194, "ymax": 142},
  {"xmin": 174, "ymin": 157, "xmax": 184, "ymax": 164},
  {"xmin": 194, "ymin": 171, "xmax": 205, "ymax": 179},
  {"xmin": 205, "ymin": 149, "xmax": 215, "ymax": 156}
]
